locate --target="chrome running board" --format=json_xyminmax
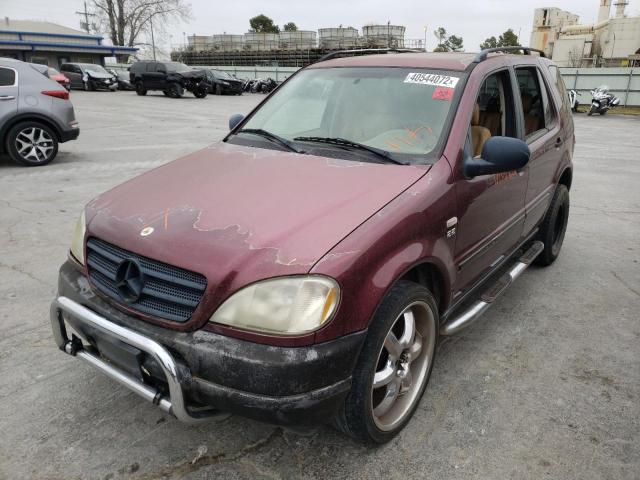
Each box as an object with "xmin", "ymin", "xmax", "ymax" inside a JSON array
[{"xmin": 440, "ymin": 241, "xmax": 544, "ymax": 336}]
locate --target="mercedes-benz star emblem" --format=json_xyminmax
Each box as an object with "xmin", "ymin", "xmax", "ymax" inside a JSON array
[{"xmin": 115, "ymin": 259, "xmax": 145, "ymax": 303}]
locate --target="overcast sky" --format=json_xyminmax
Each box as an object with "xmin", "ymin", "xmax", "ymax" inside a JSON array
[{"xmin": 6, "ymin": 0, "xmax": 640, "ymax": 54}]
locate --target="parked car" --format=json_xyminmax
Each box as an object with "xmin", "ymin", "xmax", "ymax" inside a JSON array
[
  {"xmin": 204, "ymin": 69, "xmax": 243, "ymax": 95},
  {"xmin": 60, "ymin": 63, "xmax": 117, "ymax": 91},
  {"xmin": 108, "ymin": 68, "xmax": 134, "ymax": 91},
  {"xmin": 51, "ymin": 47, "xmax": 573, "ymax": 443},
  {"xmin": 129, "ymin": 61, "xmax": 209, "ymax": 98},
  {"xmin": 0, "ymin": 57, "xmax": 79, "ymax": 166}
]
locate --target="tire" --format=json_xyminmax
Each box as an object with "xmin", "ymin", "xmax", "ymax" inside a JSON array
[
  {"xmin": 135, "ymin": 82, "xmax": 147, "ymax": 96},
  {"xmin": 193, "ymin": 88, "xmax": 207, "ymax": 99},
  {"xmin": 334, "ymin": 280, "xmax": 438, "ymax": 443},
  {"xmin": 162, "ymin": 90, "xmax": 170, "ymax": 97},
  {"xmin": 168, "ymin": 83, "xmax": 183, "ymax": 98},
  {"xmin": 535, "ymin": 184, "xmax": 570, "ymax": 266},
  {"xmin": 599, "ymin": 110, "xmax": 607, "ymax": 116},
  {"xmin": 6, "ymin": 121, "xmax": 59, "ymax": 166},
  {"xmin": 587, "ymin": 105, "xmax": 596, "ymax": 116},
  {"xmin": 83, "ymin": 80, "xmax": 93, "ymax": 91}
]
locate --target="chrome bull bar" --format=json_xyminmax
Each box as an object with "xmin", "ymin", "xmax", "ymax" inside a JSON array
[{"xmin": 50, "ymin": 296, "xmax": 228, "ymax": 424}]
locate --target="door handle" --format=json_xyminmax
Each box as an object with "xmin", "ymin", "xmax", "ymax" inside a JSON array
[
  {"xmin": 0, "ymin": 95, "xmax": 15, "ymax": 101},
  {"xmin": 555, "ymin": 137, "xmax": 563, "ymax": 148}
]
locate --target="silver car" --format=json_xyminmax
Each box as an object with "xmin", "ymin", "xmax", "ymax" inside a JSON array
[{"xmin": 0, "ymin": 57, "xmax": 79, "ymax": 166}]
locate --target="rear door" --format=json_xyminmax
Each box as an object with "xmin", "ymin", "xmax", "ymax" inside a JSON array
[
  {"xmin": 514, "ymin": 64, "xmax": 562, "ymax": 234},
  {"xmin": 63, "ymin": 64, "xmax": 82, "ymax": 88},
  {"xmin": 0, "ymin": 65, "xmax": 19, "ymax": 125},
  {"xmin": 453, "ymin": 67, "xmax": 529, "ymax": 291},
  {"xmin": 144, "ymin": 62, "xmax": 164, "ymax": 89}
]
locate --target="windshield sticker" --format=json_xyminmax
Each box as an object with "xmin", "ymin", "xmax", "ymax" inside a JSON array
[
  {"xmin": 404, "ymin": 73, "xmax": 459, "ymax": 88},
  {"xmin": 432, "ymin": 87, "xmax": 455, "ymax": 101}
]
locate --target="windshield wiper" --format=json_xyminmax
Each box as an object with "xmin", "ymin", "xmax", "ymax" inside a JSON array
[
  {"xmin": 293, "ymin": 136, "xmax": 406, "ymax": 165},
  {"xmin": 236, "ymin": 128, "xmax": 301, "ymax": 153}
]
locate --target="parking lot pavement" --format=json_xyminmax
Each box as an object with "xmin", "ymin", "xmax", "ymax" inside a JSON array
[{"xmin": 1, "ymin": 90, "xmax": 639, "ymax": 480}]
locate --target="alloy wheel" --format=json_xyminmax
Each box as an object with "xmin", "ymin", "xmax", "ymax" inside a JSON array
[
  {"xmin": 371, "ymin": 301, "xmax": 436, "ymax": 431},
  {"xmin": 15, "ymin": 127, "xmax": 54, "ymax": 163}
]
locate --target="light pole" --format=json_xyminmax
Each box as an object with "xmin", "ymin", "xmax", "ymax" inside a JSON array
[
  {"xmin": 423, "ymin": 25, "xmax": 428, "ymax": 51},
  {"xmin": 149, "ymin": 16, "xmax": 156, "ymax": 60}
]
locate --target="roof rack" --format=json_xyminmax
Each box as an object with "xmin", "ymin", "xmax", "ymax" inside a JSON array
[
  {"xmin": 474, "ymin": 47, "xmax": 546, "ymax": 63},
  {"xmin": 316, "ymin": 48, "xmax": 423, "ymax": 64}
]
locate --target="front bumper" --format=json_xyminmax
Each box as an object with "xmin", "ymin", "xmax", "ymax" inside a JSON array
[{"xmin": 51, "ymin": 262, "xmax": 366, "ymax": 424}]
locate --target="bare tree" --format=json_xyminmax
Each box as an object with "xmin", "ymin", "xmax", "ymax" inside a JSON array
[{"xmin": 92, "ymin": 0, "xmax": 191, "ymax": 61}]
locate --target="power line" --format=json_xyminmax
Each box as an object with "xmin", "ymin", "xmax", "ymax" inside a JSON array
[{"xmin": 75, "ymin": 1, "xmax": 96, "ymax": 34}]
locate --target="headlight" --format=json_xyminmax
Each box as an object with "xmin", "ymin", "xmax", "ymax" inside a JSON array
[
  {"xmin": 69, "ymin": 210, "xmax": 86, "ymax": 265},
  {"xmin": 209, "ymin": 276, "xmax": 339, "ymax": 335}
]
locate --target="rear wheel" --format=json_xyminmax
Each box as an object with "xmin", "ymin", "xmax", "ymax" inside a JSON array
[
  {"xmin": 535, "ymin": 184, "xmax": 570, "ymax": 266},
  {"xmin": 334, "ymin": 280, "xmax": 438, "ymax": 443},
  {"xmin": 6, "ymin": 121, "xmax": 58, "ymax": 166},
  {"xmin": 135, "ymin": 82, "xmax": 147, "ymax": 96}
]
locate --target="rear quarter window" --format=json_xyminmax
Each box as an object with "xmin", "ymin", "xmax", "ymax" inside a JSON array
[
  {"xmin": 0, "ymin": 67, "xmax": 16, "ymax": 86},
  {"xmin": 547, "ymin": 64, "xmax": 569, "ymax": 113}
]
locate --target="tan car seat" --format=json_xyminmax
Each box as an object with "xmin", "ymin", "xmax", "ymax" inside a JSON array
[
  {"xmin": 521, "ymin": 94, "xmax": 540, "ymax": 135},
  {"xmin": 471, "ymin": 103, "xmax": 491, "ymax": 157},
  {"xmin": 480, "ymin": 99, "xmax": 502, "ymax": 136}
]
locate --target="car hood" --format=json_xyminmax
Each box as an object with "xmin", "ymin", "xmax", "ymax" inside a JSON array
[
  {"xmin": 179, "ymin": 70, "xmax": 206, "ymax": 79},
  {"xmin": 87, "ymin": 71, "xmax": 113, "ymax": 79},
  {"xmin": 85, "ymin": 142, "xmax": 428, "ymax": 300}
]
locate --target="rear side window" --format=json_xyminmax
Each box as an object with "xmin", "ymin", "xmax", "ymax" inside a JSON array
[
  {"xmin": 60, "ymin": 64, "xmax": 70, "ymax": 72},
  {"xmin": 0, "ymin": 67, "xmax": 16, "ymax": 86},
  {"xmin": 548, "ymin": 64, "xmax": 570, "ymax": 112},
  {"xmin": 516, "ymin": 67, "xmax": 554, "ymax": 138}
]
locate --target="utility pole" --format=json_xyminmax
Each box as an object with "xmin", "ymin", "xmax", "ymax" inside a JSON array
[
  {"xmin": 150, "ymin": 16, "xmax": 156, "ymax": 60},
  {"xmin": 75, "ymin": 2, "xmax": 96, "ymax": 34}
]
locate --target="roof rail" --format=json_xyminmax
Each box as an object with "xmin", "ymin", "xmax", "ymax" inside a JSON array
[
  {"xmin": 474, "ymin": 46, "xmax": 546, "ymax": 63},
  {"xmin": 316, "ymin": 48, "xmax": 423, "ymax": 64}
]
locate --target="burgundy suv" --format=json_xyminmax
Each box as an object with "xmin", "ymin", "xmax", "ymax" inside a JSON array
[{"xmin": 51, "ymin": 48, "xmax": 573, "ymax": 443}]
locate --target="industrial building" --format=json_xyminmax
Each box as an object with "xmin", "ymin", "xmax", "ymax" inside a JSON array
[
  {"xmin": 0, "ymin": 18, "xmax": 137, "ymax": 68},
  {"xmin": 178, "ymin": 24, "xmax": 408, "ymax": 66},
  {"xmin": 530, "ymin": 1, "xmax": 640, "ymax": 67}
]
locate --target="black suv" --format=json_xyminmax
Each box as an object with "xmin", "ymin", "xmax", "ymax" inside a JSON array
[{"xmin": 129, "ymin": 61, "xmax": 209, "ymax": 98}]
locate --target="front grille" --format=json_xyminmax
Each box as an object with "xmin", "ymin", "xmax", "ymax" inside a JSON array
[{"xmin": 86, "ymin": 237, "xmax": 207, "ymax": 323}]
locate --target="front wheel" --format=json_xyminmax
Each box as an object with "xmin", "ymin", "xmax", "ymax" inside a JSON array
[
  {"xmin": 334, "ymin": 280, "xmax": 438, "ymax": 443},
  {"xmin": 167, "ymin": 83, "xmax": 184, "ymax": 98},
  {"xmin": 83, "ymin": 80, "xmax": 93, "ymax": 91},
  {"xmin": 535, "ymin": 184, "xmax": 570, "ymax": 266},
  {"xmin": 587, "ymin": 105, "xmax": 596, "ymax": 116},
  {"xmin": 6, "ymin": 121, "xmax": 59, "ymax": 166},
  {"xmin": 193, "ymin": 88, "xmax": 207, "ymax": 98}
]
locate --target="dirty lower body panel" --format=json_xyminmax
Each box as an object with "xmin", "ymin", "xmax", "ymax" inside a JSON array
[{"xmin": 54, "ymin": 261, "xmax": 366, "ymax": 424}]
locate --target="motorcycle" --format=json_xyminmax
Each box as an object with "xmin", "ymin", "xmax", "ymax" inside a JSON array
[
  {"xmin": 587, "ymin": 85, "xmax": 620, "ymax": 116},
  {"xmin": 250, "ymin": 77, "xmax": 278, "ymax": 94},
  {"xmin": 568, "ymin": 89, "xmax": 579, "ymax": 113}
]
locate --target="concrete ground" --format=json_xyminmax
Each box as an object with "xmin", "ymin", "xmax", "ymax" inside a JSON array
[{"xmin": 0, "ymin": 90, "xmax": 638, "ymax": 480}]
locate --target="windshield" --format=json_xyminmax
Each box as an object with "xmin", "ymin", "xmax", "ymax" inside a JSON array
[
  {"xmin": 82, "ymin": 64, "xmax": 108, "ymax": 74},
  {"xmin": 165, "ymin": 62, "xmax": 193, "ymax": 73},
  {"xmin": 239, "ymin": 67, "xmax": 460, "ymax": 161}
]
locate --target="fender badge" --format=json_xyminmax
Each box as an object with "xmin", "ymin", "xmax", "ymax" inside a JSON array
[{"xmin": 140, "ymin": 226, "xmax": 154, "ymax": 237}]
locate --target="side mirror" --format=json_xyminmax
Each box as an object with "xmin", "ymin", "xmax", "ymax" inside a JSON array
[
  {"xmin": 464, "ymin": 136, "xmax": 530, "ymax": 178},
  {"xmin": 228, "ymin": 114, "xmax": 244, "ymax": 131}
]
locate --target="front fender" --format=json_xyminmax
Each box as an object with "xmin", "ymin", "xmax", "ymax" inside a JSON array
[{"xmin": 310, "ymin": 159, "xmax": 457, "ymax": 343}]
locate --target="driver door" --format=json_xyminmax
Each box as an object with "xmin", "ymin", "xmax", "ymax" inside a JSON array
[{"xmin": 453, "ymin": 68, "xmax": 529, "ymax": 293}]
